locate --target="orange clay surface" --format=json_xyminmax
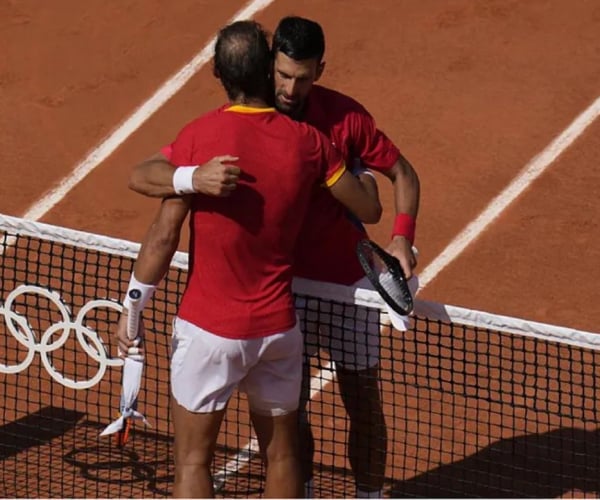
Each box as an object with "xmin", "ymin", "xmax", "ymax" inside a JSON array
[{"xmin": 2, "ymin": 1, "xmax": 600, "ymax": 498}]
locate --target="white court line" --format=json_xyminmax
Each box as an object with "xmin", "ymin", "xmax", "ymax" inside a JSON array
[
  {"xmin": 213, "ymin": 437, "xmax": 260, "ymax": 492},
  {"xmin": 418, "ymin": 94, "xmax": 600, "ymax": 291},
  {"xmin": 309, "ymin": 362, "xmax": 336, "ymax": 398},
  {"xmin": 20, "ymin": 0, "xmax": 277, "ymax": 222}
]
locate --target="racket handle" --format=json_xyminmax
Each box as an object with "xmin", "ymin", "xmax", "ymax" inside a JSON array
[{"xmin": 126, "ymin": 288, "xmax": 142, "ymax": 341}]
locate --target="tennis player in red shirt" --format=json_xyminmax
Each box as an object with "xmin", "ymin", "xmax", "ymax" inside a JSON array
[
  {"xmin": 128, "ymin": 16, "xmax": 420, "ymax": 498},
  {"xmin": 271, "ymin": 19, "xmax": 419, "ymax": 499},
  {"xmin": 117, "ymin": 20, "xmax": 381, "ymax": 498}
]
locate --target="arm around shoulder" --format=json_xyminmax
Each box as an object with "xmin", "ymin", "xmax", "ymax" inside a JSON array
[
  {"xmin": 129, "ymin": 153, "xmax": 242, "ymax": 199},
  {"xmin": 327, "ymin": 168, "xmax": 382, "ymax": 224},
  {"xmin": 129, "ymin": 153, "xmax": 179, "ymax": 198}
]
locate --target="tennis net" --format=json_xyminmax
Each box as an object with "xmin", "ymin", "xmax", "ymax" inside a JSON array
[{"xmin": 1, "ymin": 213, "xmax": 600, "ymax": 498}]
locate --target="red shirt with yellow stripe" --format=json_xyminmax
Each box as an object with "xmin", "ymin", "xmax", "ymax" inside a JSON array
[
  {"xmin": 293, "ymin": 85, "xmax": 401, "ymax": 285},
  {"xmin": 170, "ymin": 104, "xmax": 345, "ymax": 338}
]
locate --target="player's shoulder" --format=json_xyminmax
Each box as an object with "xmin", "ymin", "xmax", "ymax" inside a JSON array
[
  {"xmin": 182, "ymin": 105, "xmax": 224, "ymax": 130},
  {"xmin": 271, "ymin": 110, "xmax": 320, "ymax": 139},
  {"xmin": 293, "ymin": 117, "xmax": 330, "ymax": 145},
  {"xmin": 272, "ymin": 115, "xmax": 330, "ymax": 161}
]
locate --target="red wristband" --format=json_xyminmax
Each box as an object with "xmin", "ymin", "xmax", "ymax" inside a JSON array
[{"xmin": 391, "ymin": 213, "xmax": 416, "ymax": 244}]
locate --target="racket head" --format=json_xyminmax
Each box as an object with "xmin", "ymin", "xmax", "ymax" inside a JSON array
[{"xmin": 356, "ymin": 239, "xmax": 414, "ymax": 316}]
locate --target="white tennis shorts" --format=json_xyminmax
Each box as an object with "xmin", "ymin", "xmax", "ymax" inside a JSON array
[
  {"xmin": 170, "ymin": 317, "xmax": 303, "ymax": 416},
  {"xmin": 296, "ymin": 276, "xmax": 381, "ymax": 371}
]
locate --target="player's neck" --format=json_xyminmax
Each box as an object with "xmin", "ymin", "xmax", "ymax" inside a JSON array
[{"xmin": 231, "ymin": 96, "xmax": 271, "ymax": 109}]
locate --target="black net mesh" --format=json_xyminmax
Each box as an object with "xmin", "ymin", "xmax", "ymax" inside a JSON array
[{"xmin": 1, "ymin": 221, "xmax": 600, "ymax": 498}]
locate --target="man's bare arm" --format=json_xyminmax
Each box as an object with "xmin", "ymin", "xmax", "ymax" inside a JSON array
[
  {"xmin": 129, "ymin": 153, "xmax": 241, "ymax": 198},
  {"xmin": 328, "ymin": 169, "xmax": 382, "ymax": 224},
  {"xmin": 133, "ymin": 196, "xmax": 191, "ymax": 283},
  {"xmin": 116, "ymin": 196, "xmax": 190, "ymax": 356},
  {"xmin": 129, "ymin": 154, "xmax": 177, "ymax": 198},
  {"xmin": 379, "ymin": 153, "xmax": 420, "ymax": 279}
]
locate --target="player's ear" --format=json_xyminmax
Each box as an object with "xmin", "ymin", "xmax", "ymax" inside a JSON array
[{"xmin": 315, "ymin": 60, "xmax": 325, "ymax": 81}]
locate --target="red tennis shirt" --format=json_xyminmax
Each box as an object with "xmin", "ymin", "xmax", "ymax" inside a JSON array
[
  {"xmin": 293, "ymin": 85, "xmax": 401, "ymax": 285},
  {"xmin": 170, "ymin": 104, "xmax": 345, "ymax": 338}
]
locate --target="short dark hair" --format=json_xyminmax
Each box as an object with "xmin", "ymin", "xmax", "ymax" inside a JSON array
[
  {"xmin": 272, "ymin": 16, "xmax": 325, "ymax": 62},
  {"xmin": 213, "ymin": 20, "xmax": 272, "ymax": 101}
]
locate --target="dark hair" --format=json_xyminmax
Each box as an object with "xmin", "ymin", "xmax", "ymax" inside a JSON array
[
  {"xmin": 272, "ymin": 16, "xmax": 325, "ymax": 62},
  {"xmin": 213, "ymin": 20, "xmax": 272, "ymax": 101}
]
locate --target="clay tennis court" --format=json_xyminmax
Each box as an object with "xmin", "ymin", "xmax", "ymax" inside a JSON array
[{"xmin": 2, "ymin": 0, "xmax": 600, "ymax": 497}]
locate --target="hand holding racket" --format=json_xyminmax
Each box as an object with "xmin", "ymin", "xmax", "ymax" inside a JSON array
[
  {"xmin": 101, "ymin": 283, "xmax": 152, "ymax": 444},
  {"xmin": 125, "ymin": 289, "xmax": 144, "ymax": 361},
  {"xmin": 356, "ymin": 238, "xmax": 414, "ymax": 316},
  {"xmin": 386, "ymin": 235, "xmax": 418, "ymax": 280},
  {"xmin": 101, "ymin": 288, "xmax": 148, "ymax": 446},
  {"xmin": 116, "ymin": 289, "xmax": 144, "ymax": 361}
]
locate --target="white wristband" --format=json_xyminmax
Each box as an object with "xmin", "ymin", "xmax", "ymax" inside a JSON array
[
  {"xmin": 172, "ymin": 166, "xmax": 198, "ymax": 195},
  {"xmin": 123, "ymin": 274, "xmax": 156, "ymax": 311}
]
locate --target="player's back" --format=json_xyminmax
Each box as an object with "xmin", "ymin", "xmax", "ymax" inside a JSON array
[{"xmin": 170, "ymin": 104, "xmax": 343, "ymax": 338}]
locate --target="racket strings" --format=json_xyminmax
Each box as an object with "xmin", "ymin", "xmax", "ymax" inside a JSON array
[
  {"xmin": 356, "ymin": 239, "xmax": 414, "ymax": 315},
  {"xmin": 379, "ymin": 270, "xmax": 411, "ymax": 311}
]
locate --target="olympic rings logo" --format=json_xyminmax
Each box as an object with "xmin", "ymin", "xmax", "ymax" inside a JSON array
[{"xmin": 0, "ymin": 284, "xmax": 123, "ymax": 390}]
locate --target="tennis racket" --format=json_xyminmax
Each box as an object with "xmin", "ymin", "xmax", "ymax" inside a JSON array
[
  {"xmin": 116, "ymin": 288, "xmax": 143, "ymax": 447},
  {"xmin": 126, "ymin": 289, "xmax": 142, "ymax": 341},
  {"xmin": 356, "ymin": 239, "xmax": 414, "ymax": 316}
]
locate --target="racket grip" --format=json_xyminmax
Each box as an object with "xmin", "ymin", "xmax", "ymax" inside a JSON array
[{"xmin": 126, "ymin": 289, "xmax": 142, "ymax": 341}]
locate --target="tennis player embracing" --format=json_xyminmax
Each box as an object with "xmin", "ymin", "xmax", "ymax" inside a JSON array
[
  {"xmin": 116, "ymin": 20, "xmax": 381, "ymax": 499},
  {"xmin": 128, "ymin": 16, "xmax": 420, "ymax": 499}
]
